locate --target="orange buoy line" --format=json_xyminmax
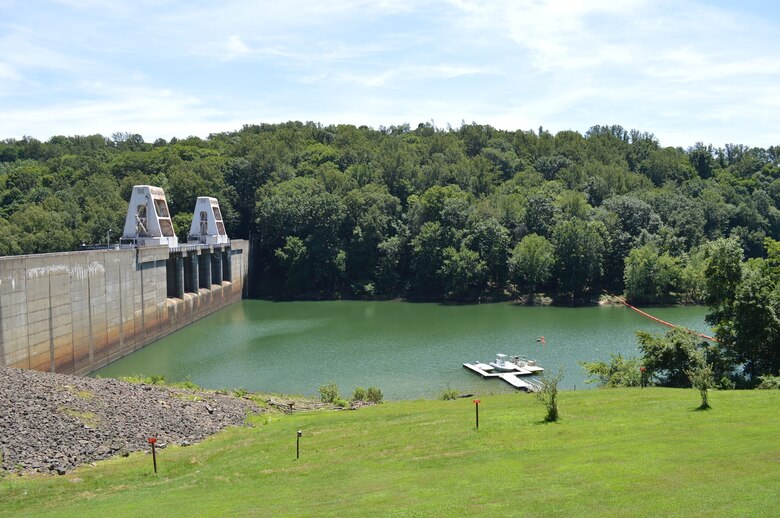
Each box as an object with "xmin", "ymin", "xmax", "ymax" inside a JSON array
[{"xmin": 615, "ymin": 297, "xmax": 719, "ymax": 342}]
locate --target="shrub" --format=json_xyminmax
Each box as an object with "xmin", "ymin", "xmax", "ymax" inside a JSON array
[
  {"xmin": 581, "ymin": 353, "xmax": 642, "ymax": 387},
  {"xmin": 756, "ymin": 374, "xmax": 780, "ymax": 389},
  {"xmin": 174, "ymin": 376, "xmax": 201, "ymax": 390},
  {"xmin": 351, "ymin": 386, "xmax": 368, "ymax": 402},
  {"xmin": 439, "ymin": 388, "xmax": 459, "ymax": 401},
  {"xmin": 232, "ymin": 387, "xmax": 248, "ymax": 398},
  {"xmin": 718, "ymin": 375, "xmax": 735, "ymax": 390},
  {"xmin": 366, "ymin": 387, "xmax": 383, "ymax": 404},
  {"xmin": 318, "ymin": 381, "xmax": 340, "ymax": 403},
  {"xmin": 535, "ymin": 370, "xmax": 563, "ymax": 422}
]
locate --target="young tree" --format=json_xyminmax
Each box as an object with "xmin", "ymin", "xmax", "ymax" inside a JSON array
[
  {"xmin": 685, "ymin": 352, "xmax": 715, "ymax": 410},
  {"xmin": 535, "ymin": 370, "xmax": 563, "ymax": 422}
]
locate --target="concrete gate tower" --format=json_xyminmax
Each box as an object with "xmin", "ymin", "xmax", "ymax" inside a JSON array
[
  {"xmin": 188, "ymin": 197, "xmax": 229, "ymax": 245},
  {"xmin": 120, "ymin": 185, "xmax": 179, "ymax": 247}
]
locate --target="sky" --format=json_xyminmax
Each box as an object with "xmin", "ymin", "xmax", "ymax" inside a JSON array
[{"xmin": 1, "ymin": 0, "xmax": 779, "ymax": 148}]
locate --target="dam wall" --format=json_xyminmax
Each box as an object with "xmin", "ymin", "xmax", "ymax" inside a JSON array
[{"xmin": 0, "ymin": 240, "xmax": 248, "ymax": 375}]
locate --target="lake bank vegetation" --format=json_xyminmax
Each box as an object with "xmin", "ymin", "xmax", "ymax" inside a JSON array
[
  {"xmin": 584, "ymin": 235, "xmax": 780, "ymax": 388},
  {"xmin": 2, "ymin": 123, "xmax": 779, "ymax": 306}
]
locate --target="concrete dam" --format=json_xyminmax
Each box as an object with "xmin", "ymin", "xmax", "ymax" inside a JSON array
[{"xmin": 0, "ymin": 186, "xmax": 250, "ymax": 375}]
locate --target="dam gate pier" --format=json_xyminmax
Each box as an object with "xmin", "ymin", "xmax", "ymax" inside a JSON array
[{"xmin": 0, "ymin": 187, "xmax": 248, "ymax": 376}]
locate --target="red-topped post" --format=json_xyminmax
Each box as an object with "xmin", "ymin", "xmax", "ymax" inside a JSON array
[
  {"xmin": 473, "ymin": 399, "xmax": 481, "ymax": 429},
  {"xmin": 148, "ymin": 437, "xmax": 158, "ymax": 473}
]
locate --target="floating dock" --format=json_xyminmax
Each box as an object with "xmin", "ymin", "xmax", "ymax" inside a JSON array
[
  {"xmin": 497, "ymin": 373, "xmax": 543, "ymax": 392},
  {"xmin": 463, "ymin": 361, "xmax": 544, "ymax": 392}
]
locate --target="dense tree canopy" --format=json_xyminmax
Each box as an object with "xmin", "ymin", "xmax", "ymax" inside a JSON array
[{"xmin": 1, "ymin": 122, "xmax": 779, "ymax": 308}]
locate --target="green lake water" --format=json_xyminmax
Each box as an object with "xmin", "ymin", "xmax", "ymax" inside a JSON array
[{"xmin": 93, "ymin": 300, "xmax": 710, "ymax": 400}]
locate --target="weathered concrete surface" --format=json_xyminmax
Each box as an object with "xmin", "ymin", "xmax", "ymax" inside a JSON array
[{"xmin": 0, "ymin": 240, "xmax": 248, "ymax": 375}]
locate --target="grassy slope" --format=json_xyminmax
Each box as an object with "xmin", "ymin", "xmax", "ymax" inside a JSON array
[{"xmin": 1, "ymin": 388, "xmax": 778, "ymax": 517}]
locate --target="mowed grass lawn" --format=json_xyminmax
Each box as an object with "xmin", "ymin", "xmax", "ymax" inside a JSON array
[{"xmin": 1, "ymin": 388, "xmax": 778, "ymax": 517}]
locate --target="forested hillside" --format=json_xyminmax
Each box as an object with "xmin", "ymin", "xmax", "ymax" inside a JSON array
[{"xmin": 2, "ymin": 122, "xmax": 779, "ymax": 303}]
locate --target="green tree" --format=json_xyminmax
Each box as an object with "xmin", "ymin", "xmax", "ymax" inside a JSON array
[
  {"xmin": 703, "ymin": 237, "xmax": 744, "ymax": 342},
  {"xmin": 636, "ymin": 328, "xmax": 723, "ymax": 387},
  {"xmin": 509, "ymin": 233, "xmax": 554, "ymax": 299},
  {"xmin": 524, "ymin": 187, "xmax": 559, "ymax": 237},
  {"xmin": 623, "ymin": 245, "xmax": 681, "ymax": 303},
  {"xmin": 343, "ymin": 184, "xmax": 401, "ymax": 286},
  {"xmin": 464, "ymin": 217, "xmax": 510, "ymax": 288},
  {"xmin": 375, "ymin": 138, "xmax": 418, "ymax": 201},
  {"xmin": 0, "ymin": 218, "xmax": 22, "ymax": 255},
  {"xmin": 685, "ymin": 351, "xmax": 714, "ymax": 410},
  {"xmin": 172, "ymin": 213, "xmax": 192, "ymax": 242},
  {"xmin": 552, "ymin": 219, "xmax": 606, "ymax": 300},
  {"xmin": 439, "ymin": 245, "xmax": 487, "ymax": 300},
  {"xmin": 729, "ymin": 261, "xmax": 780, "ymax": 377},
  {"xmin": 274, "ymin": 236, "xmax": 310, "ymax": 294},
  {"xmin": 409, "ymin": 221, "xmax": 448, "ymax": 298},
  {"xmin": 256, "ymin": 177, "xmax": 346, "ymax": 294},
  {"xmin": 375, "ymin": 233, "xmax": 408, "ymax": 295},
  {"xmin": 11, "ymin": 204, "xmax": 75, "ymax": 254},
  {"xmin": 581, "ymin": 353, "xmax": 642, "ymax": 387},
  {"xmin": 764, "ymin": 237, "xmax": 780, "ymax": 276},
  {"xmin": 640, "ymin": 147, "xmax": 693, "ymax": 185},
  {"xmin": 679, "ymin": 246, "xmax": 708, "ymax": 303}
]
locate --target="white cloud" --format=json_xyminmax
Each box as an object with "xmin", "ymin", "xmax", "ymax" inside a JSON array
[
  {"xmin": 224, "ymin": 35, "xmax": 251, "ymax": 60},
  {"xmin": 0, "ymin": 85, "xmax": 249, "ymax": 140},
  {"xmin": 335, "ymin": 63, "xmax": 490, "ymax": 88},
  {"xmin": 0, "ymin": 26, "xmax": 91, "ymax": 74},
  {"xmin": 0, "ymin": 0, "xmax": 778, "ymax": 147},
  {"xmin": 0, "ymin": 62, "xmax": 20, "ymax": 80},
  {"xmin": 447, "ymin": 0, "xmax": 645, "ymax": 70}
]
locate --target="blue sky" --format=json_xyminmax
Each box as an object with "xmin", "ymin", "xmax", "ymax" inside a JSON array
[{"xmin": 1, "ymin": 0, "xmax": 779, "ymax": 147}]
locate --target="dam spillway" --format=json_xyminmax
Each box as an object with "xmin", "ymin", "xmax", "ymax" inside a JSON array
[{"xmin": 0, "ymin": 240, "xmax": 248, "ymax": 375}]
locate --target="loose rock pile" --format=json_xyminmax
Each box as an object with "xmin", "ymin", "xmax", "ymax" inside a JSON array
[{"xmin": 0, "ymin": 367, "xmax": 261, "ymax": 475}]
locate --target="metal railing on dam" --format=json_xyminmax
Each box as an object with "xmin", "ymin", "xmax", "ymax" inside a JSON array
[{"xmin": 0, "ymin": 239, "xmax": 249, "ymax": 375}]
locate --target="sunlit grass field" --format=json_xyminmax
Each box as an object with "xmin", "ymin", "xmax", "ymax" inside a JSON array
[{"xmin": 1, "ymin": 388, "xmax": 777, "ymax": 517}]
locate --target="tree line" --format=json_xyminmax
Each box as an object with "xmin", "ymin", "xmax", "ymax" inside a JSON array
[{"xmin": 1, "ymin": 122, "xmax": 779, "ymax": 305}]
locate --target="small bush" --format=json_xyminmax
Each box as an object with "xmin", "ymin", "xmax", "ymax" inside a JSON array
[
  {"xmin": 247, "ymin": 394, "xmax": 269, "ymax": 408},
  {"xmin": 232, "ymin": 387, "xmax": 248, "ymax": 398},
  {"xmin": 174, "ymin": 377, "xmax": 201, "ymax": 390},
  {"xmin": 122, "ymin": 374, "xmax": 169, "ymax": 385},
  {"xmin": 366, "ymin": 387, "xmax": 383, "ymax": 404},
  {"xmin": 351, "ymin": 386, "xmax": 368, "ymax": 402},
  {"xmin": 757, "ymin": 374, "xmax": 780, "ymax": 389},
  {"xmin": 535, "ymin": 370, "xmax": 563, "ymax": 422},
  {"xmin": 717, "ymin": 375, "xmax": 736, "ymax": 390},
  {"xmin": 439, "ymin": 388, "xmax": 459, "ymax": 401},
  {"xmin": 334, "ymin": 398, "xmax": 350, "ymax": 408},
  {"xmin": 318, "ymin": 381, "xmax": 340, "ymax": 403},
  {"xmin": 581, "ymin": 353, "xmax": 642, "ymax": 387}
]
